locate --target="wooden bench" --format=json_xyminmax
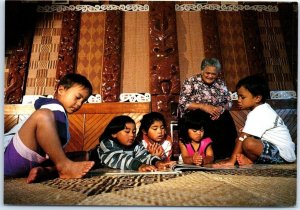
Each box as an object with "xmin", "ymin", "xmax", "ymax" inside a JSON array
[{"xmin": 4, "ymin": 102, "xmax": 151, "ymax": 152}]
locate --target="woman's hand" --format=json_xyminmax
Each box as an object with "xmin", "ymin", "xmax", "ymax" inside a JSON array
[{"xmin": 202, "ymin": 104, "xmax": 222, "ymax": 120}]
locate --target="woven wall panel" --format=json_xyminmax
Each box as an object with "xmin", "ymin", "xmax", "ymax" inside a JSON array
[
  {"xmin": 176, "ymin": 11, "xmax": 205, "ymax": 85},
  {"xmin": 217, "ymin": 11, "xmax": 249, "ymax": 92},
  {"xmin": 257, "ymin": 12, "xmax": 294, "ymax": 90},
  {"xmin": 76, "ymin": 13, "xmax": 105, "ymax": 94},
  {"xmin": 26, "ymin": 13, "xmax": 62, "ymax": 95},
  {"xmin": 240, "ymin": 11, "xmax": 266, "ymax": 76},
  {"xmin": 121, "ymin": 12, "xmax": 149, "ymax": 93},
  {"xmin": 200, "ymin": 10, "xmax": 222, "ymax": 69}
]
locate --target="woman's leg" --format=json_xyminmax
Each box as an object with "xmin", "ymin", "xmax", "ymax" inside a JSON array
[{"xmin": 205, "ymin": 110, "xmax": 237, "ymax": 160}]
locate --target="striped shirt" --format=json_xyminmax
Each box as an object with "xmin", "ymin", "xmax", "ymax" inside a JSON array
[{"xmin": 97, "ymin": 138, "xmax": 161, "ymax": 170}]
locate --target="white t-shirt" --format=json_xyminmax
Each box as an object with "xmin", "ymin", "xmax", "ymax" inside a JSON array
[{"xmin": 242, "ymin": 103, "xmax": 296, "ymax": 162}]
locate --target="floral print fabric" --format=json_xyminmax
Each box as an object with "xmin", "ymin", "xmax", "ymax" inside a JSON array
[{"xmin": 178, "ymin": 74, "xmax": 232, "ymax": 117}]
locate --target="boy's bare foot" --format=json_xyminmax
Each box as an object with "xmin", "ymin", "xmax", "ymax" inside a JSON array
[
  {"xmin": 236, "ymin": 154, "xmax": 253, "ymax": 165},
  {"xmin": 57, "ymin": 160, "xmax": 95, "ymax": 179},
  {"xmin": 27, "ymin": 166, "xmax": 58, "ymax": 184}
]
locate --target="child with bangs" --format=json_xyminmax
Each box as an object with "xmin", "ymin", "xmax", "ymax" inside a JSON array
[
  {"xmin": 136, "ymin": 112, "xmax": 172, "ymax": 161},
  {"xmin": 178, "ymin": 109, "xmax": 214, "ymax": 166}
]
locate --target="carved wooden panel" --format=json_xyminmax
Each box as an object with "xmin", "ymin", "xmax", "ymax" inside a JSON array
[
  {"xmin": 102, "ymin": 11, "xmax": 123, "ymax": 102},
  {"xmin": 149, "ymin": 1, "xmax": 180, "ymax": 127},
  {"xmin": 5, "ymin": 45, "xmax": 30, "ymax": 104},
  {"xmin": 56, "ymin": 11, "xmax": 80, "ymax": 81}
]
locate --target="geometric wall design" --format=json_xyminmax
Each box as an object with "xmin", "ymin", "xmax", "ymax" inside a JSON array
[
  {"xmin": 76, "ymin": 12, "xmax": 105, "ymax": 94},
  {"xmin": 257, "ymin": 12, "xmax": 294, "ymax": 90},
  {"xmin": 25, "ymin": 13, "xmax": 62, "ymax": 95},
  {"xmin": 217, "ymin": 11, "xmax": 249, "ymax": 92}
]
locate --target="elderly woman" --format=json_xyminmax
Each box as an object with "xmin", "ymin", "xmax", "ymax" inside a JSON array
[{"xmin": 178, "ymin": 58, "xmax": 237, "ymax": 160}]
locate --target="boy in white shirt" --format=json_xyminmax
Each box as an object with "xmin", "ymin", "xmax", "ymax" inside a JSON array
[{"xmin": 215, "ymin": 75, "xmax": 296, "ymax": 166}]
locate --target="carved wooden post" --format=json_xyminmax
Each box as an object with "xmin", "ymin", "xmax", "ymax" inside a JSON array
[
  {"xmin": 56, "ymin": 11, "xmax": 80, "ymax": 82},
  {"xmin": 149, "ymin": 2, "xmax": 181, "ymax": 157},
  {"xmin": 102, "ymin": 11, "xmax": 123, "ymax": 102},
  {"xmin": 149, "ymin": 2, "xmax": 180, "ymax": 121},
  {"xmin": 5, "ymin": 37, "xmax": 32, "ymax": 104}
]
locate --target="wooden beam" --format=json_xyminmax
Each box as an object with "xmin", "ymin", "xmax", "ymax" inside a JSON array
[{"xmin": 4, "ymin": 102, "xmax": 151, "ymax": 115}]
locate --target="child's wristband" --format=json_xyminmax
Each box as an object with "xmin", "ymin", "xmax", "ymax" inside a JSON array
[{"xmin": 238, "ymin": 135, "xmax": 247, "ymax": 142}]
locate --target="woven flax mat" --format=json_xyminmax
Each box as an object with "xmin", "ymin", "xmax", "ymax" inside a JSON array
[
  {"xmin": 41, "ymin": 173, "xmax": 181, "ymax": 196},
  {"xmin": 203, "ymin": 168, "xmax": 296, "ymax": 177},
  {"xmin": 40, "ymin": 164, "xmax": 296, "ymax": 197}
]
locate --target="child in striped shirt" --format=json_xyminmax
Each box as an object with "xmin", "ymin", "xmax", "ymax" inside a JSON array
[{"xmin": 94, "ymin": 115, "xmax": 175, "ymax": 171}]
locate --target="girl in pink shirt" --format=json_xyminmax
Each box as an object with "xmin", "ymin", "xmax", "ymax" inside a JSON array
[{"xmin": 178, "ymin": 109, "xmax": 214, "ymax": 166}]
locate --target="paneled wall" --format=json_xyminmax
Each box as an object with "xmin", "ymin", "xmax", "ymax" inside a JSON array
[{"xmin": 5, "ymin": 1, "xmax": 297, "ymax": 128}]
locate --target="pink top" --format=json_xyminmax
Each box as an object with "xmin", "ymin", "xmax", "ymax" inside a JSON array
[{"xmin": 185, "ymin": 137, "xmax": 213, "ymax": 158}]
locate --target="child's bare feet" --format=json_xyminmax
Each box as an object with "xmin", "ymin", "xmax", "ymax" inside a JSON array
[
  {"xmin": 212, "ymin": 158, "xmax": 235, "ymax": 168},
  {"xmin": 56, "ymin": 160, "xmax": 95, "ymax": 179},
  {"xmin": 27, "ymin": 166, "xmax": 58, "ymax": 184},
  {"xmin": 236, "ymin": 154, "xmax": 253, "ymax": 165}
]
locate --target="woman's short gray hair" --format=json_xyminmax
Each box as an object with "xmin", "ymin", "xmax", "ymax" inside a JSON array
[{"xmin": 201, "ymin": 58, "xmax": 221, "ymax": 72}]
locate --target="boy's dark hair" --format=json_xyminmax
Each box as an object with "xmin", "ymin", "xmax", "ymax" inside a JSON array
[
  {"xmin": 99, "ymin": 115, "xmax": 135, "ymax": 142},
  {"xmin": 136, "ymin": 112, "xmax": 167, "ymax": 141},
  {"xmin": 178, "ymin": 109, "xmax": 208, "ymax": 144},
  {"xmin": 236, "ymin": 74, "xmax": 270, "ymax": 103},
  {"xmin": 57, "ymin": 73, "xmax": 93, "ymax": 96}
]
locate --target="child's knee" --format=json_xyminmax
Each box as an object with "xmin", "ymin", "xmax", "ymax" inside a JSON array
[
  {"xmin": 242, "ymin": 137, "xmax": 262, "ymax": 151},
  {"xmin": 34, "ymin": 109, "xmax": 55, "ymax": 123}
]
